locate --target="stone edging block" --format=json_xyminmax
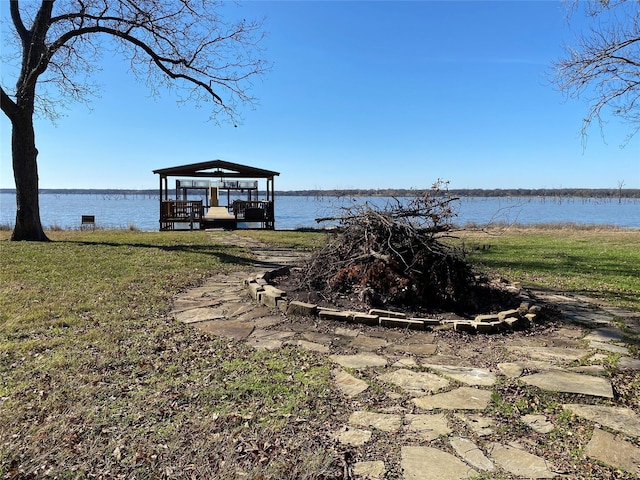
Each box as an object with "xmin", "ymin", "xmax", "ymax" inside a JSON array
[
  {"xmin": 380, "ymin": 317, "xmax": 425, "ymax": 330},
  {"xmin": 247, "ymin": 282, "xmax": 264, "ymax": 301},
  {"xmin": 352, "ymin": 313, "xmax": 380, "ymax": 326},
  {"xmin": 368, "ymin": 309, "xmax": 406, "ymax": 319},
  {"xmin": 258, "ymin": 290, "xmax": 282, "ymax": 308},
  {"xmin": 287, "ymin": 301, "xmax": 318, "ymax": 317},
  {"xmin": 319, "ymin": 310, "xmax": 354, "ymax": 322},
  {"xmin": 244, "ymin": 267, "xmax": 544, "ymax": 334}
]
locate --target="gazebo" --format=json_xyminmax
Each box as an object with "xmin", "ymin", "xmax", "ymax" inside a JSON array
[{"xmin": 153, "ymin": 160, "xmax": 279, "ymax": 230}]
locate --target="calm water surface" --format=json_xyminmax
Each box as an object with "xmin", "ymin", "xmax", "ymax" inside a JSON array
[{"xmin": 0, "ymin": 193, "xmax": 638, "ymax": 230}]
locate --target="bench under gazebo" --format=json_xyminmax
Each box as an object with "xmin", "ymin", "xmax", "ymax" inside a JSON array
[{"xmin": 153, "ymin": 160, "xmax": 279, "ymax": 231}]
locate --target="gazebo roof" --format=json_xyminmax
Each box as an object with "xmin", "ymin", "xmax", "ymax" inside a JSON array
[{"xmin": 153, "ymin": 160, "xmax": 279, "ymax": 179}]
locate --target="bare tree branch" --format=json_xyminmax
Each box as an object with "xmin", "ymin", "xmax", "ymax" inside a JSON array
[
  {"xmin": 0, "ymin": 85, "xmax": 19, "ymax": 120},
  {"xmin": 5, "ymin": 0, "xmax": 269, "ymax": 123},
  {"xmin": 9, "ymin": 0, "xmax": 29, "ymax": 44},
  {"xmin": 304, "ymin": 181, "xmax": 476, "ymax": 310},
  {"xmin": 51, "ymin": 25, "xmax": 227, "ymax": 104},
  {"xmin": 553, "ymin": 0, "xmax": 640, "ymax": 144}
]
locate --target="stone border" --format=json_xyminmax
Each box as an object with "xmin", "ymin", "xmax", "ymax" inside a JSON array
[{"xmin": 244, "ymin": 267, "xmax": 546, "ymax": 334}]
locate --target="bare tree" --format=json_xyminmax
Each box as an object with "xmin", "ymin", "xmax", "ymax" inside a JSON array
[
  {"xmin": 617, "ymin": 179, "xmax": 626, "ymax": 203},
  {"xmin": 1, "ymin": 0, "xmax": 269, "ymax": 241},
  {"xmin": 553, "ymin": 0, "xmax": 640, "ymax": 144}
]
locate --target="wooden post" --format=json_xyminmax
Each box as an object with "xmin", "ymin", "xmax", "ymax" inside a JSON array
[
  {"xmin": 268, "ymin": 176, "xmax": 274, "ymax": 229},
  {"xmin": 158, "ymin": 175, "xmax": 163, "ymax": 230}
]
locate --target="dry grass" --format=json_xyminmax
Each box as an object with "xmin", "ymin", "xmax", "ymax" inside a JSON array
[{"xmin": 0, "ymin": 230, "xmax": 346, "ymax": 479}]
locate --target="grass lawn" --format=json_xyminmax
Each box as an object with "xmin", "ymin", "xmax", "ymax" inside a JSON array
[
  {"xmin": 457, "ymin": 226, "xmax": 640, "ymax": 311},
  {"xmin": 1, "ymin": 226, "xmax": 638, "ymax": 478},
  {"xmin": 0, "ymin": 230, "xmax": 341, "ymax": 479}
]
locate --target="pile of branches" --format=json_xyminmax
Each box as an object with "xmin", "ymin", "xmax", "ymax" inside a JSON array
[{"xmin": 300, "ymin": 182, "xmax": 480, "ymax": 312}]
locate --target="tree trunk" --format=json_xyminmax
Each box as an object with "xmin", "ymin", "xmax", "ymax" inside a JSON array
[{"xmin": 10, "ymin": 109, "xmax": 49, "ymax": 242}]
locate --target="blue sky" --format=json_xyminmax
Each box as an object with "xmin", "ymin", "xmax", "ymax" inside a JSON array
[{"xmin": 1, "ymin": 0, "xmax": 638, "ymax": 191}]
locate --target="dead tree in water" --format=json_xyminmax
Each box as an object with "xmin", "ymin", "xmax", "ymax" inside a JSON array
[{"xmin": 305, "ymin": 181, "xmax": 476, "ymax": 311}]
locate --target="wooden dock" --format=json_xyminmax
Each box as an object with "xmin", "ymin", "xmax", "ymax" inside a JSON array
[
  {"xmin": 203, "ymin": 206, "xmax": 237, "ymax": 229},
  {"xmin": 160, "ymin": 200, "xmax": 275, "ymax": 230},
  {"xmin": 153, "ymin": 160, "xmax": 279, "ymax": 231}
]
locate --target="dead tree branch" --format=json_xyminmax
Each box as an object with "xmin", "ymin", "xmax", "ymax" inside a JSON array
[{"xmin": 303, "ymin": 181, "xmax": 476, "ymax": 311}]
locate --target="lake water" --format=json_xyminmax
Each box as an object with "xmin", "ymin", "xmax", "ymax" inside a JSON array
[{"xmin": 0, "ymin": 193, "xmax": 638, "ymax": 230}]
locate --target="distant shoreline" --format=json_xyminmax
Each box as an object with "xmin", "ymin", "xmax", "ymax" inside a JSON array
[{"xmin": 1, "ymin": 188, "xmax": 639, "ymax": 198}]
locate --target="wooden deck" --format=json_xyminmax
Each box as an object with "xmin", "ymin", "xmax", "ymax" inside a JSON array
[
  {"xmin": 202, "ymin": 202, "xmax": 274, "ymax": 229},
  {"xmin": 202, "ymin": 207, "xmax": 237, "ymax": 229}
]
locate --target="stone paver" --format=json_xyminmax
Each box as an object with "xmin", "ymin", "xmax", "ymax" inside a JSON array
[
  {"xmin": 454, "ymin": 413, "xmax": 495, "ymax": 436},
  {"xmin": 353, "ymin": 461, "xmax": 385, "ymax": 479},
  {"xmin": 584, "ymin": 428, "xmax": 640, "ymax": 476},
  {"xmin": 400, "ymin": 447, "xmax": 477, "ymax": 480},
  {"xmin": 497, "ymin": 360, "xmax": 562, "ymax": 378},
  {"xmin": 568, "ymin": 364, "xmax": 607, "ymax": 376},
  {"xmin": 619, "ymin": 356, "xmax": 640, "ymax": 369},
  {"xmin": 378, "ymin": 368, "xmax": 450, "ymax": 396},
  {"xmin": 583, "ymin": 326, "xmax": 626, "ymax": 343},
  {"xmin": 171, "ymin": 232, "xmax": 640, "ymax": 479},
  {"xmin": 196, "ymin": 319, "xmax": 254, "ymax": 340},
  {"xmin": 175, "ymin": 306, "xmax": 228, "ymax": 324},
  {"xmin": 588, "ymin": 340, "xmax": 630, "ymax": 355},
  {"xmin": 334, "ymin": 326, "xmax": 359, "ymax": 337},
  {"xmin": 172, "ymin": 297, "xmax": 222, "ymax": 312},
  {"xmin": 404, "ymin": 413, "xmax": 451, "ymax": 440},
  {"xmin": 423, "ymin": 364, "xmax": 497, "ymax": 386},
  {"xmin": 564, "ymin": 309, "xmax": 613, "ymax": 326},
  {"xmin": 401, "ymin": 446, "xmax": 477, "ymax": 480},
  {"xmin": 329, "ymin": 353, "xmax": 387, "ymax": 369},
  {"xmin": 246, "ymin": 329, "xmax": 295, "ymax": 350},
  {"xmin": 412, "ymin": 387, "xmax": 492, "ymax": 411},
  {"xmin": 488, "ymin": 443, "xmax": 556, "ymax": 479},
  {"xmin": 449, "ymin": 437, "xmax": 495, "ymax": 472},
  {"xmin": 393, "ymin": 357, "xmax": 418, "ymax": 368},
  {"xmin": 521, "ymin": 370, "xmax": 614, "ymax": 398},
  {"xmin": 521, "ymin": 414, "xmax": 555, "ymax": 434},
  {"xmin": 349, "ymin": 411, "xmax": 402, "ymax": 433},
  {"xmin": 388, "ymin": 343, "xmax": 438, "ymax": 355},
  {"xmin": 563, "ymin": 404, "xmax": 640, "ymax": 437},
  {"xmin": 506, "ymin": 346, "xmax": 591, "ymax": 362},
  {"xmin": 350, "ymin": 335, "xmax": 389, "ymax": 351},
  {"xmin": 333, "ymin": 426, "xmax": 372, "ymax": 446},
  {"xmin": 235, "ymin": 306, "xmax": 276, "ymax": 322},
  {"xmin": 333, "ymin": 368, "xmax": 369, "ymax": 397},
  {"xmin": 288, "ymin": 339, "xmax": 330, "ymax": 353},
  {"xmin": 301, "ymin": 331, "xmax": 335, "ymax": 345}
]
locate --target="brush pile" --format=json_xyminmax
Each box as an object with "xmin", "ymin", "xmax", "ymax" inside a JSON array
[{"xmin": 299, "ymin": 182, "xmax": 483, "ymax": 313}]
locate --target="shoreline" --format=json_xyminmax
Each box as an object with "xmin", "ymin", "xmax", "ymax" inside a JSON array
[
  {"xmin": 2, "ymin": 188, "xmax": 640, "ymax": 199},
  {"xmin": 2, "ymin": 222, "xmax": 639, "ymax": 234}
]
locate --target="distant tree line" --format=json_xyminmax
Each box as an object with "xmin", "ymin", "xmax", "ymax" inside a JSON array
[
  {"xmin": 276, "ymin": 188, "xmax": 640, "ymax": 199},
  {"xmin": 1, "ymin": 188, "xmax": 639, "ymax": 199}
]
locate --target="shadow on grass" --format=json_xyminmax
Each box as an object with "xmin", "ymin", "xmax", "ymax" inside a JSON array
[
  {"xmin": 57, "ymin": 239, "xmax": 265, "ymax": 268},
  {"xmin": 473, "ymin": 253, "xmax": 640, "ymax": 311},
  {"xmin": 479, "ymin": 258, "xmax": 639, "ymax": 282}
]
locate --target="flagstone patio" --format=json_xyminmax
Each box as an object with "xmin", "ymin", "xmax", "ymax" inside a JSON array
[{"xmin": 172, "ymin": 232, "xmax": 640, "ymax": 479}]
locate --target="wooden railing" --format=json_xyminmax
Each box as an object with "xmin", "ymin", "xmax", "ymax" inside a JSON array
[
  {"xmin": 232, "ymin": 200, "xmax": 274, "ymax": 228},
  {"xmin": 159, "ymin": 199, "xmax": 275, "ymax": 230},
  {"xmin": 160, "ymin": 200, "xmax": 203, "ymax": 230}
]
